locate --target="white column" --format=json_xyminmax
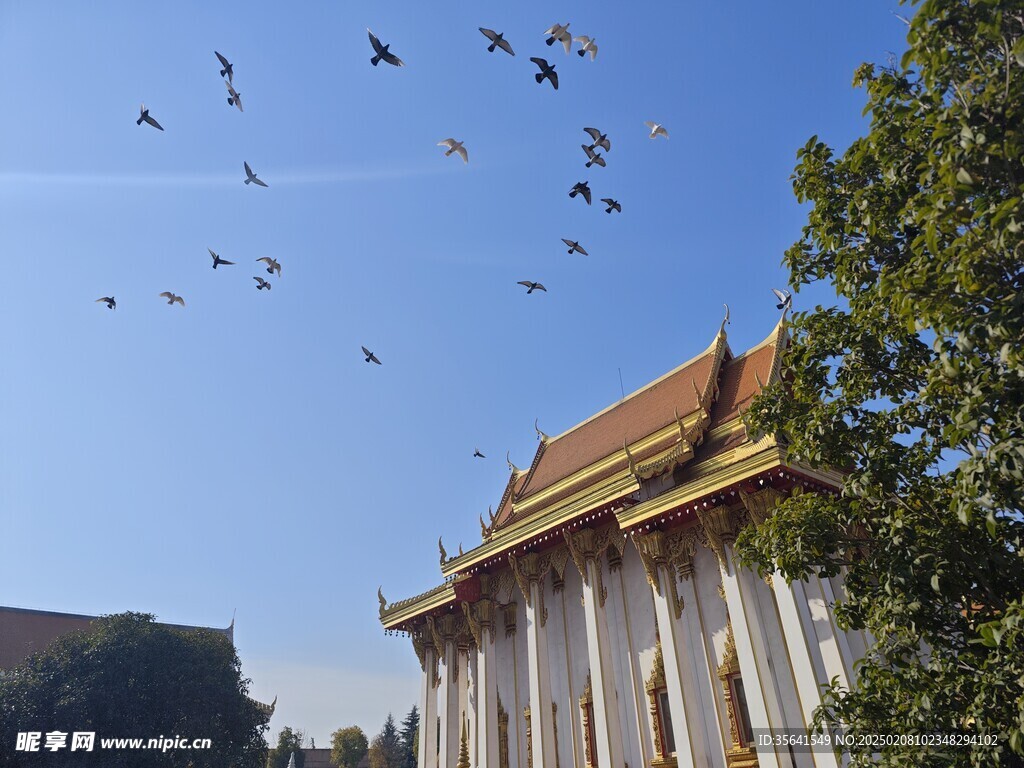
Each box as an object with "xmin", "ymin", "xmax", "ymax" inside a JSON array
[
  {"xmin": 525, "ymin": 578, "xmax": 558, "ymax": 768},
  {"xmin": 699, "ymin": 503, "xmax": 783, "ymax": 768},
  {"xmin": 418, "ymin": 644, "xmax": 439, "ymax": 768},
  {"xmin": 581, "ymin": 556, "xmax": 626, "ymax": 768},
  {"xmin": 467, "ymin": 648, "xmax": 478, "ymax": 768},
  {"xmin": 811, "ymin": 575, "xmax": 855, "ymax": 688},
  {"xmin": 649, "ymin": 562, "xmax": 698, "ymax": 767},
  {"xmin": 438, "ymin": 634, "xmax": 461, "ymax": 768},
  {"xmin": 774, "ymin": 578, "xmax": 840, "ymax": 768},
  {"xmin": 476, "ymin": 621, "xmax": 499, "ymax": 768}
]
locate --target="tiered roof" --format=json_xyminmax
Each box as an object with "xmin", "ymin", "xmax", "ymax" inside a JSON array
[{"xmin": 379, "ymin": 317, "xmax": 841, "ymax": 631}]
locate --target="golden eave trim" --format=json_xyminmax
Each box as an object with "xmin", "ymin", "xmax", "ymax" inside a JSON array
[
  {"xmin": 380, "ymin": 582, "xmax": 456, "ymax": 630},
  {"xmin": 441, "ymin": 473, "xmax": 640, "ymax": 577},
  {"xmin": 616, "ymin": 445, "xmax": 843, "ymax": 529}
]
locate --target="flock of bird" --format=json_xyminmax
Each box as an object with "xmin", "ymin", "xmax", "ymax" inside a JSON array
[
  {"xmin": 95, "ymin": 22, "xmax": 793, "ymax": 434},
  {"xmin": 96, "ymin": 24, "xmax": 676, "ymax": 368}
]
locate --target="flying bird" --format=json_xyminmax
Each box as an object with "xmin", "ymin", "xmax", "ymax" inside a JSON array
[
  {"xmin": 95, "ymin": 296, "xmax": 116, "ymax": 310},
  {"xmin": 600, "ymin": 198, "xmax": 621, "ymax": 214},
  {"xmin": 517, "ymin": 281, "xmax": 547, "ymax": 294},
  {"xmin": 473, "ymin": 448, "xmax": 486, "ymax": 459},
  {"xmin": 367, "ymin": 29, "xmax": 404, "ymax": 67},
  {"xmin": 215, "ymin": 51, "xmax": 234, "ymax": 82},
  {"xmin": 772, "ymin": 288, "xmax": 793, "ymax": 310},
  {"xmin": 645, "ymin": 121, "xmax": 669, "ymax": 139},
  {"xmin": 159, "ymin": 292, "xmax": 185, "ymax": 306},
  {"xmin": 582, "ymin": 144, "xmax": 606, "ymax": 168},
  {"xmin": 583, "ymin": 127, "xmax": 611, "ymax": 152},
  {"xmin": 244, "ymin": 162, "xmax": 268, "ymax": 187},
  {"xmin": 568, "ymin": 181, "xmax": 591, "ymax": 205},
  {"xmin": 530, "ymin": 58, "xmax": 558, "ymax": 90},
  {"xmin": 225, "ymin": 81, "xmax": 243, "ymax": 112},
  {"xmin": 562, "ymin": 239, "xmax": 589, "ymax": 256},
  {"xmin": 256, "ymin": 257, "xmax": 281, "ymax": 276},
  {"xmin": 254, "ymin": 276, "xmax": 272, "ymax": 291},
  {"xmin": 209, "ymin": 248, "xmax": 235, "ymax": 269},
  {"xmin": 574, "ymin": 36, "xmax": 599, "ymax": 60},
  {"xmin": 479, "ymin": 28, "xmax": 515, "ymax": 56},
  {"xmin": 361, "ymin": 346, "xmax": 382, "ymax": 365},
  {"xmin": 438, "ymin": 139, "xmax": 468, "ymax": 164},
  {"xmin": 544, "ymin": 23, "xmax": 572, "ymax": 54},
  {"xmin": 137, "ymin": 104, "xmax": 164, "ymax": 131}
]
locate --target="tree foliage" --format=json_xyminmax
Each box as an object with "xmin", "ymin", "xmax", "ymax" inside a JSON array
[
  {"xmin": 0, "ymin": 612, "xmax": 269, "ymax": 768},
  {"xmin": 398, "ymin": 706, "xmax": 419, "ymax": 768},
  {"xmin": 331, "ymin": 725, "xmax": 368, "ymax": 768},
  {"xmin": 368, "ymin": 714, "xmax": 404, "ymax": 768},
  {"xmin": 267, "ymin": 726, "xmax": 305, "ymax": 768},
  {"xmin": 739, "ymin": 1, "xmax": 1024, "ymax": 766}
]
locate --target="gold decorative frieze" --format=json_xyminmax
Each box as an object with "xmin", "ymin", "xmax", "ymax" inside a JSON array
[
  {"xmin": 502, "ymin": 602, "xmax": 518, "ymax": 637},
  {"xmin": 717, "ymin": 624, "xmax": 759, "ymax": 768},
  {"xmin": 645, "ymin": 642, "xmax": 677, "ymax": 768},
  {"xmin": 579, "ymin": 673, "xmax": 595, "ymax": 768},
  {"xmin": 738, "ymin": 487, "xmax": 783, "ymax": 528},
  {"xmin": 695, "ymin": 504, "xmax": 738, "ymax": 570},
  {"xmin": 498, "ymin": 695, "xmax": 509, "ymax": 768}
]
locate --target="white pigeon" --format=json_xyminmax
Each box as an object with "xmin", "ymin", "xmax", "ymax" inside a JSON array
[
  {"xmin": 438, "ymin": 139, "xmax": 468, "ymax": 164},
  {"xmin": 645, "ymin": 121, "xmax": 669, "ymax": 140},
  {"xmin": 225, "ymin": 80, "xmax": 243, "ymax": 112},
  {"xmin": 257, "ymin": 257, "xmax": 281, "ymax": 276},
  {"xmin": 159, "ymin": 292, "xmax": 185, "ymax": 306},
  {"xmin": 544, "ymin": 23, "xmax": 572, "ymax": 54},
  {"xmin": 573, "ymin": 36, "xmax": 598, "ymax": 61}
]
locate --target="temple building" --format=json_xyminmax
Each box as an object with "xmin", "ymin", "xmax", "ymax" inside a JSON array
[{"xmin": 379, "ymin": 318, "xmax": 865, "ymax": 768}]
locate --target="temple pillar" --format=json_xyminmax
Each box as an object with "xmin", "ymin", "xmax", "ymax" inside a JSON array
[
  {"xmin": 415, "ymin": 632, "xmax": 439, "ymax": 768},
  {"xmin": 698, "ymin": 504, "xmax": 783, "ymax": 768},
  {"xmin": 430, "ymin": 614, "xmax": 465, "ymax": 768},
  {"xmin": 465, "ymin": 595, "xmax": 499, "ymax": 768},
  {"xmin": 565, "ymin": 527, "xmax": 627, "ymax": 768},
  {"xmin": 741, "ymin": 488, "xmax": 843, "ymax": 768},
  {"xmin": 509, "ymin": 551, "xmax": 563, "ymax": 768},
  {"xmin": 636, "ymin": 528, "xmax": 727, "ymax": 768}
]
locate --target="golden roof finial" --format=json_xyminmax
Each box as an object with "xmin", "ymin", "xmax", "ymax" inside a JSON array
[
  {"xmin": 535, "ymin": 418, "xmax": 549, "ymax": 441},
  {"xmin": 506, "ymin": 451, "xmax": 520, "ymax": 473},
  {"xmin": 438, "ymin": 536, "xmax": 447, "ymax": 565},
  {"xmin": 720, "ymin": 303, "xmax": 731, "ymax": 335},
  {"xmin": 623, "ymin": 438, "xmax": 637, "ymax": 476},
  {"xmin": 377, "ymin": 586, "xmax": 387, "ymax": 615},
  {"xmin": 479, "ymin": 513, "xmax": 490, "ymax": 540}
]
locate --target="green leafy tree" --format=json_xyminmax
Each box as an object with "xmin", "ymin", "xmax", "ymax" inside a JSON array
[
  {"xmin": 331, "ymin": 725, "xmax": 368, "ymax": 768},
  {"xmin": 740, "ymin": 1, "xmax": 1024, "ymax": 766},
  {"xmin": 267, "ymin": 726, "xmax": 305, "ymax": 768},
  {"xmin": 368, "ymin": 714, "xmax": 403, "ymax": 768},
  {"xmin": 0, "ymin": 612, "xmax": 269, "ymax": 768},
  {"xmin": 398, "ymin": 706, "xmax": 419, "ymax": 768}
]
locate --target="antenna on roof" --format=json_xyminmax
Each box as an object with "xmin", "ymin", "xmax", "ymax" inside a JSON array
[{"xmin": 618, "ymin": 368, "xmax": 625, "ymax": 401}]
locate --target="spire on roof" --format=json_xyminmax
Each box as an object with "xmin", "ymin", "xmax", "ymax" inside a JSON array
[
  {"xmin": 534, "ymin": 418, "xmax": 549, "ymax": 442},
  {"xmin": 506, "ymin": 451, "xmax": 520, "ymax": 473}
]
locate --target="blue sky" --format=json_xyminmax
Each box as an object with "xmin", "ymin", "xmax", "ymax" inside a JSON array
[{"xmin": 0, "ymin": 0, "xmax": 909, "ymax": 744}]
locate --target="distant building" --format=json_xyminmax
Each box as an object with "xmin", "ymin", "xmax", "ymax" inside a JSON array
[
  {"xmin": 0, "ymin": 605, "xmax": 275, "ymax": 720},
  {"xmin": 380, "ymin": 318, "xmax": 864, "ymax": 768},
  {"xmin": 0, "ymin": 605, "xmax": 234, "ymax": 673}
]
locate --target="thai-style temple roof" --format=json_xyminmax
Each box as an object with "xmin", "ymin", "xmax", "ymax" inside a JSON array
[{"xmin": 379, "ymin": 316, "xmax": 842, "ymax": 632}]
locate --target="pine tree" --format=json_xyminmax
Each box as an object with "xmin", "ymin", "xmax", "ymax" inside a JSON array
[
  {"xmin": 399, "ymin": 705, "xmax": 419, "ymax": 768},
  {"xmin": 368, "ymin": 713, "xmax": 404, "ymax": 768}
]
